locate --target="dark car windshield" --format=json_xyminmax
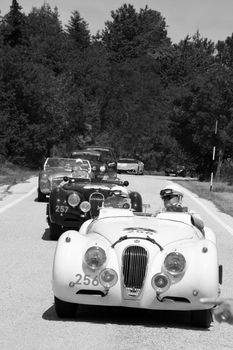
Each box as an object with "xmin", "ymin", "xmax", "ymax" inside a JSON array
[
  {"xmin": 85, "ymin": 148, "xmax": 116, "ymax": 162},
  {"xmin": 71, "ymin": 152, "xmax": 101, "ymax": 162},
  {"xmin": 118, "ymin": 159, "xmax": 137, "ymax": 163}
]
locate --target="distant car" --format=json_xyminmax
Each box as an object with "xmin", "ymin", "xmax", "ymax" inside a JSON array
[
  {"xmin": 70, "ymin": 150, "xmax": 115, "ymax": 180},
  {"xmin": 37, "ymin": 157, "xmax": 91, "ymax": 202},
  {"xmin": 117, "ymin": 158, "xmax": 144, "ymax": 175},
  {"xmin": 165, "ymin": 165, "xmax": 186, "ymax": 177},
  {"xmin": 83, "ymin": 146, "xmax": 118, "ymax": 174},
  {"xmin": 52, "ymin": 199, "xmax": 222, "ymax": 328},
  {"xmin": 47, "ymin": 172, "xmax": 142, "ymax": 240}
]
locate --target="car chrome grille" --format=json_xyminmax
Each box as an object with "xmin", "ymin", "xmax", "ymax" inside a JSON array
[
  {"xmin": 89, "ymin": 192, "xmax": 105, "ymax": 218},
  {"xmin": 122, "ymin": 246, "xmax": 148, "ymax": 297}
]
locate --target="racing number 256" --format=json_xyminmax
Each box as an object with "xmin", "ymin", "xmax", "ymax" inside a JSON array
[{"xmin": 71, "ymin": 274, "xmax": 99, "ymax": 286}]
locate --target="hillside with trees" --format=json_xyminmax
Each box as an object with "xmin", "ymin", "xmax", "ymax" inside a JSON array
[{"xmin": 1, "ymin": 1, "xmax": 233, "ymax": 180}]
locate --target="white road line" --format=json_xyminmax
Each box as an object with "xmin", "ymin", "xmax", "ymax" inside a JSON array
[
  {"xmin": 170, "ymin": 181, "xmax": 233, "ymax": 237},
  {"xmin": 0, "ymin": 186, "xmax": 37, "ymax": 214}
]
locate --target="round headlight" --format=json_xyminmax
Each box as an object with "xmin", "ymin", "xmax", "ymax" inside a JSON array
[
  {"xmin": 164, "ymin": 252, "xmax": 186, "ymax": 275},
  {"xmin": 92, "ymin": 166, "xmax": 97, "ymax": 171},
  {"xmin": 67, "ymin": 193, "xmax": 80, "ymax": 207},
  {"xmin": 151, "ymin": 273, "xmax": 170, "ymax": 292},
  {"xmin": 79, "ymin": 201, "xmax": 91, "ymax": 213},
  {"xmin": 84, "ymin": 246, "xmax": 106, "ymax": 270},
  {"xmin": 41, "ymin": 173, "xmax": 48, "ymax": 180},
  {"xmin": 100, "ymin": 165, "xmax": 106, "ymax": 172},
  {"xmin": 99, "ymin": 268, "xmax": 118, "ymax": 288}
]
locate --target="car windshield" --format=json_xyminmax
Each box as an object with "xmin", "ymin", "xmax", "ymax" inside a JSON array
[
  {"xmin": 103, "ymin": 195, "xmax": 131, "ymax": 209},
  {"xmin": 86, "ymin": 148, "xmax": 114, "ymax": 162},
  {"xmin": 118, "ymin": 159, "xmax": 137, "ymax": 163},
  {"xmin": 71, "ymin": 152, "xmax": 101, "ymax": 162},
  {"xmin": 45, "ymin": 158, "xmax": 90, "ymax": 170},
  {"xmin": 45, "ymin": 158, "xmax": 79, "ymax": 168}
]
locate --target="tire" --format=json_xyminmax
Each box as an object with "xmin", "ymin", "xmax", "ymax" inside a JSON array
[
  {"xmin": 50, "ymin": 222, "xmax": 63, "ymax": 240},
  {"xmin": 54, "ymin": 296, "xmax": 78, "ymax": 318},
  {"xmin": 37, "ymin": 188, "xmax": 47, "ymax": 202},
  {"xmin": 190, "ymin": 309, "xmax": 213, "ymax": 328},
  {"xmin": 129, "ymin": 192, "xmax": 143, "ymax": 212}
]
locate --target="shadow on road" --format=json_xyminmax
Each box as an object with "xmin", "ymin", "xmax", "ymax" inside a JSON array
[{"xmin": 42, "ymin": 304, "xmax": 210, "ymax": 331}]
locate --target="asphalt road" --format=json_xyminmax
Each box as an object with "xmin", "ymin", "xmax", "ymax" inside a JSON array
[{"xmin": 0, "ymin": 175, "xmax": 233, "ymax": 350}]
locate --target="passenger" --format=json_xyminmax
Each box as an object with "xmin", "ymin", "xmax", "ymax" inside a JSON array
[{"xmin": 156, "ymin": 184, "xmax": 204, "ymax": 232}]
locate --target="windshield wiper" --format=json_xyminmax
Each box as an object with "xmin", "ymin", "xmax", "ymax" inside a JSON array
[{"xmin": 111, "ymin": 235, "xmax": 163, "ymax": 250}]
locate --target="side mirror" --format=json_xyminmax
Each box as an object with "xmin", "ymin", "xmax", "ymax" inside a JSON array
[
  {"xmin": 123, "ymin": 180, "xmax": 129, "ymax": 186},
  {"xmin": 107, "ymin": 161, "xmax": 116, "ymax": 167}
]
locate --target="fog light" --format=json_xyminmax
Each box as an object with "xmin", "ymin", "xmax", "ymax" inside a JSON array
[
  {"xmin": 152, "ymin": 273, "xmax": 170, "ymax": 292},
  {"xmin": 99, "ymin": 269, "xmax": 118, "ymax": 288},
  {"xmin": 80, "ymin": 201, "xmax": 91, "ymax": 213}
]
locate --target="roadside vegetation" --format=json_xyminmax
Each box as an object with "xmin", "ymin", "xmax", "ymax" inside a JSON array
[
  {"xmin": 1, "ymin": 1, "xmax": 233, "ymax": 181},
  {"xmin": 0, "ymin": 162, "xmax": 37, "ymax": 187},
  {"xmin": 174, "ymin": 179, "xmax": 233, "ymax": 217}
]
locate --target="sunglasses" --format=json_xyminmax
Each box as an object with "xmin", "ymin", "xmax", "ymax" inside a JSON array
[{"xmin": 163, "ymin": 195, "xmax": 178, "ymax": 201}]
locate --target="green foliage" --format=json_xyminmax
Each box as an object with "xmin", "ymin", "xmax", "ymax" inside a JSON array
[
  {"xmin": 66, "ymin": 10, "xmax": 90, "ymax": 49},
  {"xmin": 1, "ymin": 2, "xmax": 233, "ymax": 178},
  {"xmin": 100, "ymin": 4, "xmax": 169, "ymax": 61}
]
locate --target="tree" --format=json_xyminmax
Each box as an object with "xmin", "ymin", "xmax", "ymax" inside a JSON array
[
  {"xmin": 100, "ymin": 4, "xmax": 170, "ymax": 61},
  {"xmin": 66, "ymin": 10, "xmax": 90, "ymax": 49},
  {"xmin": 0, "ymin": 0, "xmax": 27, "ymax": 46}
]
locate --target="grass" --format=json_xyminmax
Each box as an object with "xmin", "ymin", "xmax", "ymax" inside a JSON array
[
  {"xmin": 0, "ymin": 162, "xmax": 38, "ymax": 187},
  {"xmin": 174, "ymin": 179, "xmax": 233, "ymax": 217}
]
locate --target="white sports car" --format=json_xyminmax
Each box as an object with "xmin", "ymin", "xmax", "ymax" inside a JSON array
[
  {"xmin": 52, "ymin": 198, "xmax": 222, "ymax": 328},
  {"xmin": 117, "ymin": 158, "xmax": 144, "ymax": 175}
]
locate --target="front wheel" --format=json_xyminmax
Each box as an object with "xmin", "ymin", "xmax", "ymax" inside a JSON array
[
  {"xmin": 38, "ymin": 189, "xmax": 47, "ymax": 202},
  {"xmin": 50, "ymin": 222, "xmax": 63, "ymax": 240},
  {"xmin": 190, "ymin": 309, "xmax": 213, "ymax": 328},
  {"xmin": 54, "ymin": 296, "xmax": 78, "ymax": 318}
]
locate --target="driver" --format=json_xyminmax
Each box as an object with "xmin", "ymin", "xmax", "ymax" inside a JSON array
[
  {"xmin": 72, "ymin": 158, "xmax": 89, "ymax": 179},
  {"xmin": 160, "ymin": 184, "xmax": 185, "ymax": 212}
]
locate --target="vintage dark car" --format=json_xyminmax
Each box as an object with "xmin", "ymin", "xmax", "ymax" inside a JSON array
[
  {"xmin": 70, "ymin": 149, "xmax": 115, "ymax": 180},
  {"xmin": 83, "ymin": 146, "xmax": 118, "ymax": 174},
  {"xmin": 37, "ymin": 157, "xmax": 91, "ymax": 202},
  {"xmin": 165, "ymin": 165, "xmax": 187, "ymax": 177},
  {"xmin": 47, "ymin": 171, "xmax": 142, "ymax": 240}
]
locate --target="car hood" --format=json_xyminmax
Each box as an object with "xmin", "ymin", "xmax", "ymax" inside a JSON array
[{"xmin": 87, "ymin": 216, "xmax": 198, "ymax": 247}]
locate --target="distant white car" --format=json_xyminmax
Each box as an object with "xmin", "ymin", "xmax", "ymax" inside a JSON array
[
  {"xmin": 52, "ymin": 198, "xmax": 222, "ymax": 328},
  {"xmin": 117, "ymin": 158, "xmax": 144, "ymax": 175}
]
